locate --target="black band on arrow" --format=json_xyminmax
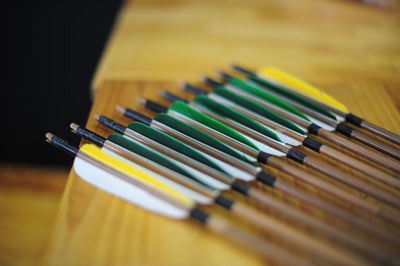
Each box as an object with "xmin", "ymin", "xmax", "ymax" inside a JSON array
[
  {"xmin": 49, "ymin": 136, "xmax": 79, "ymax": 157},
  {"xmin": 124, "ymin": 109, "xmax": 152, "ymax": 126},
  {"xmin": 76, "ymin": 127, "xmax": 106, "ymax": 147},
  {"xmin": 257, "ymin": 151, "xmax": 272, "ymax": 164},
  {"xmin": 336, "ymin": 123, "xmax": 353, "ymax": 138},
  {"xmin": 144, "ymin": 100, "xmax": 168, "ymax": 113},
  {"xmin": 162, "ymin": 91, "xmax": 188, "ymax": 103},
  {"xmin": 302, "ymin": 137, "xmax": 323, "ymax": 152},
  {"xmin": 219, "ymin": 72, "xmax": 234, "ymax": 81},
  {"xmin": 231, "ymin": 64, "xmax": 256, "ymax": 76},
  {"xmin": 98, "ymin": 116, "xmax": 126, "ymax": 134},
  {"xmin": 183, "ymin": 83, "xmax": 208, "ymax": 95},
  {"xmin": 345, "ymin": 113, "xmax": 363, "ymax": 126},
  {"xmin": 256, "ymin": 172, "xmax": 277, "ymax": 187},
  {"xmin": 215, "ymin": 195, "xmax": 234, "ymax": 210},
  {"xmin": 231, "ymin": 180, "xmax": 250, "ymax": 196},
  {"xmin": 189, "ymin": 207, "xmax": 210, "ymax": 224},
  {"xmin": 203, "ymin": 77, "xmax": 224, "ymax": 88},
  {"xmin": 307, "ymin": 123, "xmax": 321, "ymax": 135},
  {"xmin": 286, "ymin": 148, "xmax": 306, "ymax": 164}
]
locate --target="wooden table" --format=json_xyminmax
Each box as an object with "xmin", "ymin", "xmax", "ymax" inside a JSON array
[
  {"xmin": 0, "ymin": 165, "xmax": 67, "ymax": 266},
  {"xmin": 43, "ymin": 0, "xmax": 400, "ymax": 265}
]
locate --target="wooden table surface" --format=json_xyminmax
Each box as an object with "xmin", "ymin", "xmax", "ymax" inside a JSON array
[
  {"xmin": 0, "ymin": 165, "xmax": 67, "ymax": 266},
  {"xmin": 43, "ymin": 0, "xmax": 400, "ymax": 265}
]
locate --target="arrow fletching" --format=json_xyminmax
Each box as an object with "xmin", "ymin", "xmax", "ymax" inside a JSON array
[
  {"xmin": 192, "ymin": 96, "xmax": 283, "ymax": 143},
  {"xmin": 225, "ymin": 76, "xmax": 310, "ymax": 121},
  {"xmin": 127, "ymin": 121, "xmax": 229, "ymax": 175},
  {"xmin": 246, "ymin": 74, "xmax": 337, "ymax": 120},
  {"xmin": 212, "ymin": 87, "xmax": 306, "ymax": 135},
  {"xmin": 257, "ymin": 67, "xmax": 349, "ymax": 113},
  {"xmin": 154, "ymin": 113, "xmax": 257, "ymax": 166},
  {"xmin": 169, "ymin": 101, "xmax": 260, "ymax": 151},
  {"xmin": 108, "ymin": 133, "xmax": 217, "ymax": 190},
  {"xmin": 75, "ymin": 144, "xmax": 193, "ymax": 218}
]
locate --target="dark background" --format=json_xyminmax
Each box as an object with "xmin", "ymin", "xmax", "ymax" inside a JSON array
[{"xmin": 2, "ymin": 1, "xmax": 123, "ymax": 167}]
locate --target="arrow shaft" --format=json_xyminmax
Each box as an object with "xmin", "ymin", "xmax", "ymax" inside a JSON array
[
  {"xmin": 360, "ymin": 119, "xmax": 400, "ymax": 146},
  {"xmin": 318, "ymin": 129, "xmax": 400, "ymax": 173}
]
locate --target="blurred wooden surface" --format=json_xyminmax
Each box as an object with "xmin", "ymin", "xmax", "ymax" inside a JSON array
[
  {"xmin": 44, "ymin": 0, "xmax": 400, "ymax": 265},
  {"xmin": 92, "ymin": 0, "xmax": 400, "ymax": 93},
  {"xmin": 0, "ymin": 165, "xmax": 67, "ymax": 266}
]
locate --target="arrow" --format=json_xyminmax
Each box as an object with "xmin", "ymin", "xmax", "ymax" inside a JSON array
[
  {"xmin": 174, "ymin": 84, "xmax": 400, "ymax": 188},
  {"xmin": 93, "ymin": 113, "xmax": 400, "ymax": 260},
  {"xmin": 45, "ymin": 133, "xmax": 320, "ymax": 265},
  {"xmin": 208, "ymin": 72, "xmax": 400, "ymax": 173},
  {"xmin": 145, "ymin": 93, "xmax": 400, "ymax": 210},
  {"xmin": 233, "ymin": 64, "xmax": 400, "ymax": 150}
]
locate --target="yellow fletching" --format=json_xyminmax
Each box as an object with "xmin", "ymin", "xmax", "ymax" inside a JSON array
[
  {"xmin": 257, "ymin": 67, "xmax": 349, "ymax": 112},
  {"xmin": 80, "ymin": 144, "xmax": 193, "ymax": 207}
]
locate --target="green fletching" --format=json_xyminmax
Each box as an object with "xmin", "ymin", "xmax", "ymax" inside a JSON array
[
  {"xmin": 169, "ymin": 101, "xmax": 260, "ymax": 151},
  {"xmin": 227, "ymin": 77, "xmax": 310, "ymax": 121},
  {"xmin": 213, "ymin": 87, "xmax": 306, "ymax": 135},
  {"xmin": 107, "ymin": 133, "xmax": 214, "ymax": 189},
  {"xmin": 154, "ymin": 113, "xmax": 257, "ymax": 166},
  {"xmin": 249, "ymin": 76, "xmax": 337, "ymax": 120},
  {"xmin": 127, "ymin": 122, "xmax": 229, "ymax": 175},
  {"xmin": 192, "ymin": 96, "xmax": 283, "ymax": 142}
]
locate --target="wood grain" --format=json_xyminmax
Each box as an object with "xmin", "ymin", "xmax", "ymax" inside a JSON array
[
  {"xmin": 0, "ymin": 165, "xmax": 67, "ymax": 266},
  {"xmin": 92, "ymin": 0, "xmax": 400, "ymax": 100},
  {"xmin": 43, "ymin": 0, "xmax": 400, "ymax": 265}
]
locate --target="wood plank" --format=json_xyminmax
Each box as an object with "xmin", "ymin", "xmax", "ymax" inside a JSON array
[
  {"xmin": 0, "ymin": 165, "xmax": 67, "ymax": 266},
  {"xmin": 92, "ymin": 0, "xmax": 400, "ymax": 92}
]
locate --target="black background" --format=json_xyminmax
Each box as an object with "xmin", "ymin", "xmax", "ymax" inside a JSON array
[{"xmin": 2, "ymin": 1, "xmax": 123, "ymax": 167}]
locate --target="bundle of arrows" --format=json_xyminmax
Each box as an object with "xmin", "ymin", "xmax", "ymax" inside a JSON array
[{"xmin": 46, "ymin": 64, "xmax": 400, "ymax": 266}]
